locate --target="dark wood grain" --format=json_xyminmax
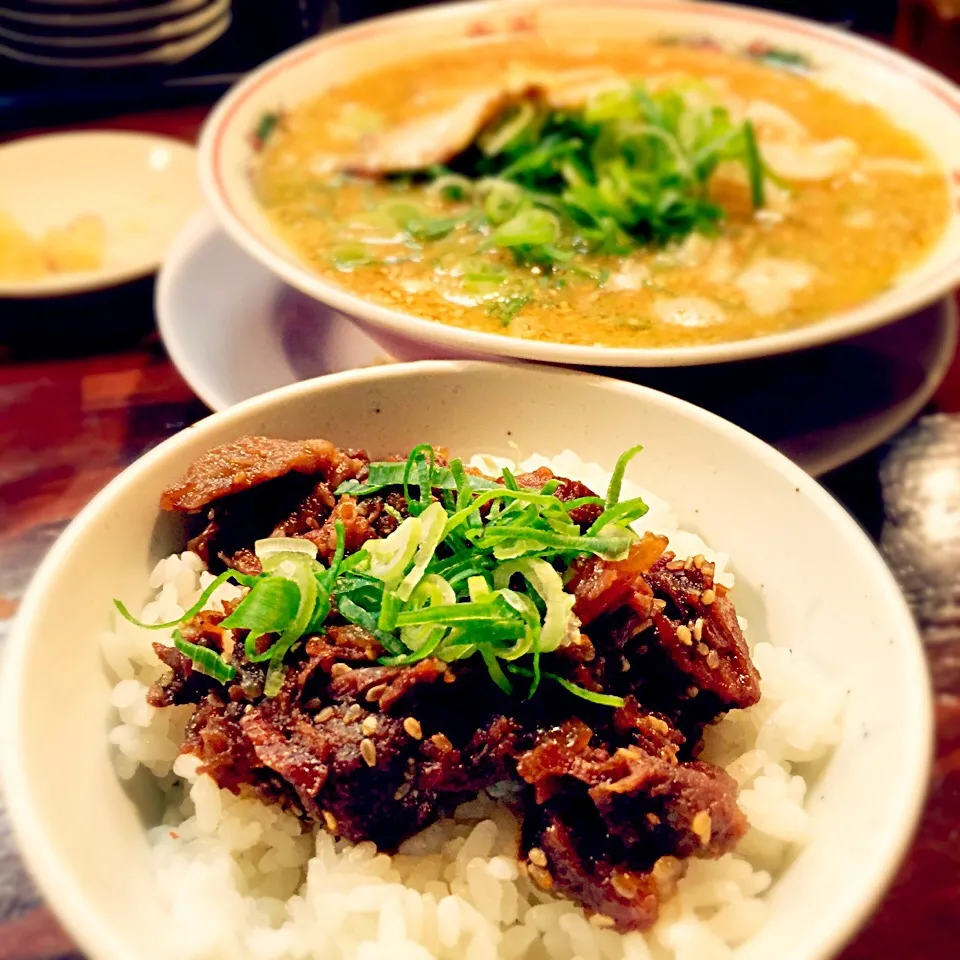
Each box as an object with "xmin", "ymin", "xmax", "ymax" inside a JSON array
[{"xmin": 2, "ymin": 94, "xmax": 960, "ymax": 960}]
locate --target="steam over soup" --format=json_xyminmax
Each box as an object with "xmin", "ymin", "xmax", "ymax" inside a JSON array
[{"xmin": 253, "ymin": 39, "xmax": 950, "ymax": 349}]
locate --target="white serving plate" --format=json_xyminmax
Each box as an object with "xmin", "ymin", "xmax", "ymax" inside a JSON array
[{"xmin": 157, "ymin": 210, "xmax": 958, "ymax": 475}]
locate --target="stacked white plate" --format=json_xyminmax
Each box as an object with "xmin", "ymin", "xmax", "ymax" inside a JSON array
[{"xmin": 0, "ymin": 0, "xmax": 231, "ymax": 68}]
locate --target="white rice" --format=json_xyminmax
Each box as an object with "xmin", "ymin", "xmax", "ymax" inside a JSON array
[{"xmin": 103, "ymin": 451, "xmax": 844, "ymax": 960}]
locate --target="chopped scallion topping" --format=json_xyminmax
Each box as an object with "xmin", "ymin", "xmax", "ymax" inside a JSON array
[
  {"xmin": 424, "ymin": 81, "xmax": 769, "ymax": 272},
  {"xmin": 118, "ymin": 446, "xmax": 649, "ymax": 707},
  {"xmin": 173, "ymin": 630, "xmax": 236, "ymax": 684}
]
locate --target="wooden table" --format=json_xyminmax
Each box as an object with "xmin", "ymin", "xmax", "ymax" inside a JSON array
[{"xmin": 1, "ymin": 107, "xmax": 960, "ymax": 960}]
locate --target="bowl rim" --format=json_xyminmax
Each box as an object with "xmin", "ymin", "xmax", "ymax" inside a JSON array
[
  {"xmin": 0, "ymin": 130, "xmax": 199, "ymax": 299},
  {"xmin": 0, "ymin": 359, "xmax": 933, "ymax": 960},
  {"xmin": 198, "ymin": 0, "xmax": 960, "ymax": 368}
]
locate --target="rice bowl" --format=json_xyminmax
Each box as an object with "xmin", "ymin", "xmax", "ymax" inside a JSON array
[{"xmin": 0, "ymin": 361, "xmax": 932, "ymax": 960}]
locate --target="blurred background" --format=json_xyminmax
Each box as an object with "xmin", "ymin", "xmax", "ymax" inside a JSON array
[{"xmin": 0, "ymin": 1, "xmax": 930, "ymax": 133}]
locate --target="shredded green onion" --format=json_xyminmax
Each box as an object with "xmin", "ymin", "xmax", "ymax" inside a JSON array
[
  {"xmin": 507, "ymin": 664, "xmax": 625, "ymax": 707},
  {"xmin": 338, "ymin": 596, "xmax": 406, "ymax": 656},
  {"xmin": 114, "ymin": 569, "xmax": 242, "ymax": 630},
  {"xmin": 119, "ymin": 444, "xmax": 650, "ymax": 706},
  {"xmin": 337, "ymin": 461, "xmax": 502, "ymax": 498},
  {"xmin": 415, "ymin": 81, "xmax": 770, "ymax": 274},
  {"xmin": 604, "ymin": 444, "xmax": 644, "ymax": 510},
  {"xmin": 173, "ymin": 630, "xmax": 236, "ymax": 684}
]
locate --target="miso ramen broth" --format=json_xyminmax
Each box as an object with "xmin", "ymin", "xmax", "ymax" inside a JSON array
[{"xmin": 254, "ymin": 39, "xmax": 950, "ymax": 349}]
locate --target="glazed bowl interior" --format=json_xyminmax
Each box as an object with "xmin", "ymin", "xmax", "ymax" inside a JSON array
[
  {"xmin": 1, "ymin": 361, "xmax": 931, "ymax": 960},
  {"xmin": 198, "ymin": 0, "xmax": 960, "ymax": 368}
]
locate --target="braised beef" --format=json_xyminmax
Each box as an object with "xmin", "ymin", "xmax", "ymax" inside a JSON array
[
  {"xmin": 148, "ymin": 440, "xmax": 763, "ymax": 931},
  {"xmin": 164, "ymin": 437, "xmax": 370, "ymax": 572},
  {"xmin": 511, "ymin": 465, "xmax": 605, "ymax": 529},
  {"xmin": 162, "ymin": 437, "xmax": 367, "ymax": 512}
]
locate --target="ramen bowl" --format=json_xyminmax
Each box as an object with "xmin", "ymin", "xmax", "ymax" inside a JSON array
[{"xmin": 198, "ymin": 0, "xmax": 960, "ymax": 367}]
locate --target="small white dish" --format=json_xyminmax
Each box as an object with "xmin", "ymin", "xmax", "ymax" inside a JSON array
[
  {"xmin": 157, "ymin": 211, "xmax": 958, "ymax": 475},
  {"xmin": 0, "ymin": 361, "xmax": 932, "ymax": 960},
  {"xmin": 0, "ymin": 132, "xmax": 203, "ymax": 298},
  {"xmin": 199, "ymin": 0, "xmax": 960, "ymax": 368}
]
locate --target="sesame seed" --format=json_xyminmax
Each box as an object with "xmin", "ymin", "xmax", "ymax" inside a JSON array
[
  {"xmin": 360, "ymin": 738, "xmax": 377, "ymax": 767},
  {"xmin": 322, "ymin": 811, "xmax": 338, "ymax": 834},
  {"xmin": 316, "ymin": 706, "xmax": 334, "ymax": 723},
  {"xmin": 687, "ymin": 686, "xmax": 700, "ymax": 698},
  {"xmin": 652, "ymin": 855, "xmax": 683, "ymax": 893},
  {"xmin": 529, "ymin": 865, "xmax": 554, "ymax": 890},
  {"xmin": 621, "ymin": 657, "xmax": 631, "ymax": 672},
  {"xmin": 394, "ymin": 781, "xmax": 412, "ymax": 800},
  {"xmin": 590, "ymin": 914, "xmax": 616, "ymax": 929},
  {"xmin": 676, "ymin": 625, "xmax": 693, "ymax": 646},
  {"xmin": 706, "ymin": 650, "xmax": 720, "ymax": 669},
  {"xmin": 646, "ymin": 813, "xmax": 661, "ymax": 826},
  {"xmin": 697, "ymin": 642, "xmax": 709, "ymax": 656},
  {"xmin": 361, "ymin": 715, "xmax": 378, "ymax": 735},
  {"xmin": 693, "ymin": 618, "xmax": 704, "ymax": 642},
  {"xmin": 692, "ymin": 810, "xmax": 712, "ymax": 846},
  {"xmin": 647, "ymin": 716, "xmax": 669, "ymax": 734},
  {"xmin": 365, "ymin": 683, "xmax": 387, "ymax": 702},
  {"xmin": 330, "ymin": 662, "xmax": 350, "ymax": 678},
  {"xmin": 404, "ymin": 717, "xmax": 423, "ymax": 740},
  {"xmin": 344, "ymin": 704, "xmax": 362, "ymax": 723},
  {"xmin": 652, "ymin": 598, "xmax": 667, "ymax": 611},
  {"xmin": 430, "ymin": 732, "xmax": 453, "ymax": 752},
  {"xmin": 611, "ymin": 872, "xmax": 639, "ymax": 899},
  {"xmin": 701, "ymin": 589, "xmax": 716, "ymax": 605},
  {"xmin": 528, "ymin": 847, "xmax": 548, "ymax": 868}
]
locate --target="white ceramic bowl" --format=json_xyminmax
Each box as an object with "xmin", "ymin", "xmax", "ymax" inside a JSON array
[
  {"xmin": 199, "ymin": 0, "xmax": 960, "ymax": 368},
  {"xmin": 0, "ymin": 131, "xmax": 202, "ymax": 298},
  {"xmin": 0, "ymin": 361, "xmax": 932, "ymax": 960}
]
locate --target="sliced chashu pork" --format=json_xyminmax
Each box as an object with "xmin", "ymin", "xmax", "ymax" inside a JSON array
[{"xmin": 313, "ymin": 67, "xmax": 623, "ymax": 176}]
